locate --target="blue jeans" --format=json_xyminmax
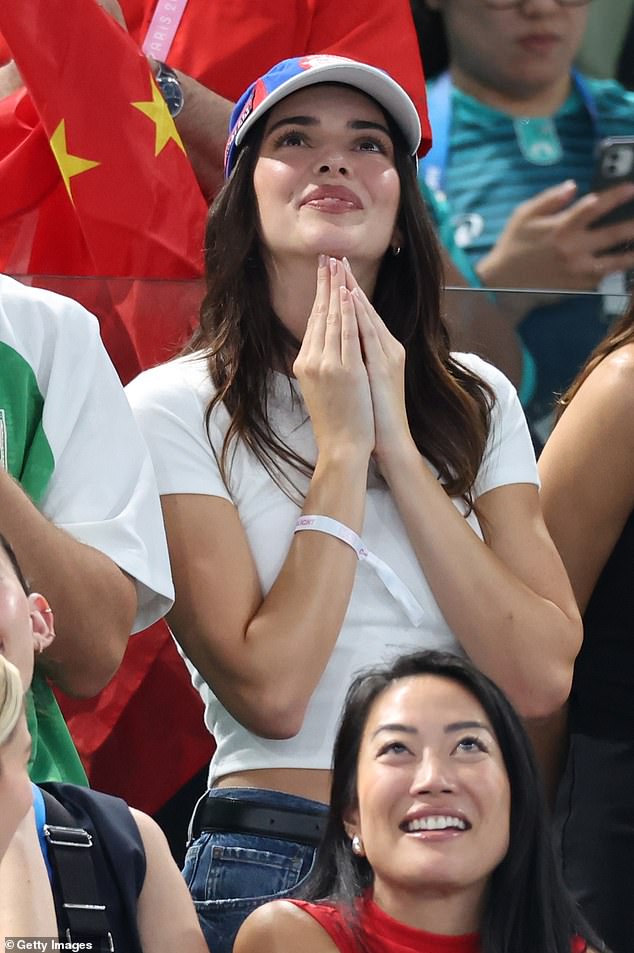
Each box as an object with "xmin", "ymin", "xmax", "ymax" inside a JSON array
[{"xmin": 182, "ymin": 788, "xmax": 327, "ymax": 953}]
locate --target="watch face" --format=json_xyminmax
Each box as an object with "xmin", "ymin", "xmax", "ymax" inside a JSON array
[{"xmin": 156, "ymin": 66, "xmax": 184, "ymax": 118}]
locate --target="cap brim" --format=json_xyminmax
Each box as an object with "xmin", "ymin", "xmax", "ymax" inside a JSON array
[{"xmin": 234, "ymin": 60, "xmax": 421, "ymax": 157}]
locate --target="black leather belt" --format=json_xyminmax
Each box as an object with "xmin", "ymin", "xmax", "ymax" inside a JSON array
[{"xmin": 191, "ymin": 794, "xmax": 327, "ymax": 847}]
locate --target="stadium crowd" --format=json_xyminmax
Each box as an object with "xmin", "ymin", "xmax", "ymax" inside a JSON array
[{"xmin": 0, "ymin": 1, "xmax": 633, "ymax": 951}]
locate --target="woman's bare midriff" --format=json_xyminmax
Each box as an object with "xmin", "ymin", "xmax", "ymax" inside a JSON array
[{"xmin": 215, "ymin": 767, "xmax": 332, "ymax": 806}]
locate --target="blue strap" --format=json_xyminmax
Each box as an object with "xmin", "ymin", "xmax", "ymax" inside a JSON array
[
  {"xmin": 421, "ymin": 72, "xmax": 452, "ymax": 194},
  {"xmin": 422, "ymin": 70, "xmax": 602, "ymax": 192},
  {"xmin": 32, "ymin": 782, "xmax": 54, "ymax": 881}
]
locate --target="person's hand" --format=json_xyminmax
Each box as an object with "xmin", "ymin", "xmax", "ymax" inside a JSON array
[
  {"xmin": 342, "ymin": 261, "xmax": 413, "ymax": 467},
  {"xmin": 293, "ymin": 256, "xmax": 374, "ymax": 460},
  {"xmin": 476, "ymin": 180, "xmax": 634, "ymax": 291}
]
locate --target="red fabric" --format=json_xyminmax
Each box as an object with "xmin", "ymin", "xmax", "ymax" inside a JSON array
[
  {"xmin": 0, "ymin": 0, "xmax": 211, "ymax": 813},
  {"xmin": 129, "ymin": 0, "xmax": 431, "ymax": 155},
  {"xmin": 288, "ymin": 899, "xmax": 481, "ymax": 953},
  {"xmin": 288, "ymin": 900, "xmax": 588, "ymax": 953},
  {"xmin": 0, "ymin": 0, "xmax": 206, "ymax": 280},
  {"xmin": 58, "ymin": 622, "xmax": 214, "ymax": 815}
]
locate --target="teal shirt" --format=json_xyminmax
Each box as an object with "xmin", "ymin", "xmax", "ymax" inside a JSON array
[
  {"xmin": 421, "ymin": 75, "xmax": 634, "ymax": 434},
  {"xmin": 424, "ymin": 77, "xmax": 634, "ymax": 266}
]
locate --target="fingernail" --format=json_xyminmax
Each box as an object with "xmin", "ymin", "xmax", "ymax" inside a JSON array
[
  {"xmin": 342, "ymin": 256, "xmax": 351, "ymax": 272},
  {"xmin": 560, "ymin": 179, "xmax": 576, "ymax": 190},
  {"xmin": 318, "ymin": 254, "xmax": 327, "ymax": 268},
  {"xmin": 329, "ymin": 257, "xmax": 338, "ymax": 275}
]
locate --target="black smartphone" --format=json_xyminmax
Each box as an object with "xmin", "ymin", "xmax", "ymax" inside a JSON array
[{"xmin": 591, "ymin": 136, "xmax": 634, "ymax": 236}]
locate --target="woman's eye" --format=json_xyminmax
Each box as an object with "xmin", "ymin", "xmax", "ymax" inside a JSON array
[
  {"xmin": 378, "ymin": 740, "xmax": 409, "ymax": 757},
  {"xmin": 274, "ymin": 130, "xmax": 306, "ymax": 148},
  {"xmin": 455, "ymin": 735, "xmax": 488, "ymax": 754},
  {"xmin": 356, "ymin": 137, "xmax": 388, "ymax": 154}
]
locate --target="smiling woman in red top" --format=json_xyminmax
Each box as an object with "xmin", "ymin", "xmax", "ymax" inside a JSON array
[{"xmin": 235, "ymin": 651, "xmax": 604, "ymax": 953}]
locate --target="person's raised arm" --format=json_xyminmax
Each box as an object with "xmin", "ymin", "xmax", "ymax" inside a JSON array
[
  {"xmin": 0, "ymin": 282, "xmax": 173, "ymax": 698},
  {"xmin": 345, "ymin": 268, "xmax": 581, "ymax": 719},
  {"xmin": 0, "ymin": 469, "xmax": 136, "ymax": 697},
  {"xmin": 157, "ymin": 258, "xmax": 374, "ymax": 738},
  {"xmin": 538, "ymin": 343, "xmax": 634, "ymax": 612},
  {"xmin": 145, "ymin": 61, "xmax": 232, "ymax": 200}
]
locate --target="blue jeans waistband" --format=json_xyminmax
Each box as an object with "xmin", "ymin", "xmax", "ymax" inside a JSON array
[{"xmin": 189, "ymin": 787, "xmax": 328, "ymax": 846}]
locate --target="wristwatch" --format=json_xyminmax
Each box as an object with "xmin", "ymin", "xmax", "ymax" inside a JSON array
[{"xmin": 154, "ymin": 61, "xmax": 184, "ymax": 118}]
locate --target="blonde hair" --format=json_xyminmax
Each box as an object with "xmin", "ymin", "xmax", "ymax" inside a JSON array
[{"xmin": 0, "ymin": 655, "xmax": 24, "ymax": 748}]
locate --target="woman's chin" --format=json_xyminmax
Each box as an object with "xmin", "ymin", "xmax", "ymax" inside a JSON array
[{"xmin": 294, "ymin": 225, "xmax": 388, "ymax": 264}]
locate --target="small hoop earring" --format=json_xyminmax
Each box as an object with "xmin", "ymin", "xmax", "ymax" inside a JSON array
[
  {"xmin": 391, "ymin": 245, "xmax": 401, "ymax": 257},
  {"xmin": 351, "ymin": 833, "xmax": 364, "ymax": 856}
]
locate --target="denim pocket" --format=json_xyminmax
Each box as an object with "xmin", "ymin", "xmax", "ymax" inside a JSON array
[
  {"xmin": 184, "ymin": 833, "xmax": 316, "ymax": 953},
  {"xmin": 186, "ymin": 833, "xmax": 311, "ymax": 902}
]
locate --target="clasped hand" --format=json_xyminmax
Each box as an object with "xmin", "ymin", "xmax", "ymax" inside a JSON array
[{"xmin": 293, "ymin": 256, "xmax": 411, "ymax": 465}]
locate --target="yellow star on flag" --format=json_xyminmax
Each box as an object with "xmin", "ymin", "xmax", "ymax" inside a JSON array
[
  {"xmin": 132, "ymin": 81, "xmax": 185, "ymax": 157},
  {"xmin": 49, "ymin": 120, "xmax": 100, "ymax": 203}
]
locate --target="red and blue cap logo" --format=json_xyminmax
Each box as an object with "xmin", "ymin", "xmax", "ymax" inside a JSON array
[
  {"xmin": 224, "ymin": 56, "xmax": 359, "ymax": 178},
  {"xmin": 223, "ymin": 54, "xmax": 423, "ymax": 178}
]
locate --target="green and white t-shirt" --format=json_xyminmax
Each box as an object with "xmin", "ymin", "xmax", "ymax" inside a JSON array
[{"xmin": 0, "ymin": 275, "xmax": 174, "ymax": 783}]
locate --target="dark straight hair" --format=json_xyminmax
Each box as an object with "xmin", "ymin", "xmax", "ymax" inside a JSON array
[
  {"xmin": 299, "ymin": 650, "xmax": 606, "ymax": 953},
  {"xmin": 187, "ymin": 86, "xmax": 494, "ymax": 508}
]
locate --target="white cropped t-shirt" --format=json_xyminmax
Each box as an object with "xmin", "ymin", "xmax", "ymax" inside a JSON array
[{"xmin": 126, "ymin": 351, "xmax": 539, "ymax": 784}]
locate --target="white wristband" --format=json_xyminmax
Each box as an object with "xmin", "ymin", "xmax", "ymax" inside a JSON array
[{"xmin": 294, "ymin": 515, "xmax": 424, "ymax": 627}]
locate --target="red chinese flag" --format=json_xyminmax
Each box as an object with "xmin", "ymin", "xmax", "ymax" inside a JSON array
[
  {"xmin": 0, "ymin": 0, "xmax": 207, "ymax": 277},
  {"xmin": 0, "ymin": 0, "xmax": 213, "ymax": 812}
]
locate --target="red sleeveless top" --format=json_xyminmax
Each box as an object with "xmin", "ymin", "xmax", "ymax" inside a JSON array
[{"xmin": 286, "ymin": 898, "xmax": 588, "ymax": 953}]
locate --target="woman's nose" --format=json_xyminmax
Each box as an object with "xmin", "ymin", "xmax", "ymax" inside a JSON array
[
  {"xmin": 410, "ymin": 751, "xmax": 456, "ymax": 796},
  {"xmin": 314, "ymin": 153, "xmax": 349, "ymax": 176}
]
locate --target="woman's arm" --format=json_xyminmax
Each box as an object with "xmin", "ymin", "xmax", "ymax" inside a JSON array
[
  {"xmin": 379, "ymin": 462, "xmax": 580, "ymax": 719},
  {"xmin": 162, "ymin": 259, "xmax": 374, "ymax": 738},
  {"xmin": 347, "ymin": 277, "xmax": 581, "ymax": 719},
  {"xmin": 131, "ymin": 810, "xmax": 208, "ymax": 953},
  {"xmin": 538, "ymin": 344, "xmax": 634, "ymax": 613}
]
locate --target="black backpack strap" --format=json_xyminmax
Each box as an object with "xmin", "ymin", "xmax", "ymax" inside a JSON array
[{"xmin": 40, "ymin": 788, "xmax": 115, "ymax": 953}]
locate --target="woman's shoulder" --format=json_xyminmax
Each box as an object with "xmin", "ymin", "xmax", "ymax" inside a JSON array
[
  {"xmin": 234, "ymin": 900, "xmax": 342, "ymax": 953},
  {"xmin": 125, "ymin": 352, "xmax": 215, "ymax": 413},
  {"xmin": 582, "ymin": 342, "xmax": 634, "ymax": 408},
  {"xmin": 565, "ymin": 343, "xmax": 634, "ymax": 440},
  {"xmin": 451, "ymin": 351, "xmax": 516, "ymax": 400}
]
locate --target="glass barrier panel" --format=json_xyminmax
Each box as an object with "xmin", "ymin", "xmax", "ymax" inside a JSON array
[
  {"xmin": 11, "ymin": 274, "xmax": 206, "ymax": 385},
  {"xmin": 444, "ymin": 286, "xmax": 630, "ymax": 448},
  {"xmin": 9, "ymin": 275, "xmax": 631, "ymax": 451}
]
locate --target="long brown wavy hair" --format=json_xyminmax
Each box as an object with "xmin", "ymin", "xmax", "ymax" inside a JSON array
[
  {"xmin": 558, "ymin": 297, "xmax": 634, "ymax": 415},
  {"xmin": 188, "ymin": 94, "xmax": 495, "ymax": 506}
]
